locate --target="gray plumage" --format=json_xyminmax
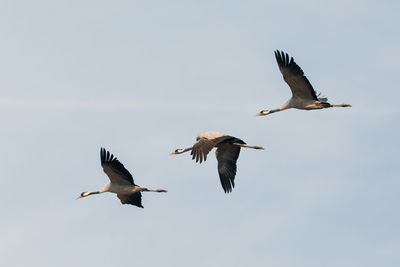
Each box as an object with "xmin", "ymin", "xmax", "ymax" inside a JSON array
[
  {"xmin": 171, "ymin": 132, "xmax": 264, "ymax": 193},
  {"xmin": 76, "ymin": 148, "xmax": 167, "ymax": 208},
  {"xmin": 256, "ymin": 50, "xmax": 351, "ymax": 116}
]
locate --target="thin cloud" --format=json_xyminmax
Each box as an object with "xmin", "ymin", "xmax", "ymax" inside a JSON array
[{"xmin": 0, "ymin": 97, "xmax": 258, "ymax": 112}]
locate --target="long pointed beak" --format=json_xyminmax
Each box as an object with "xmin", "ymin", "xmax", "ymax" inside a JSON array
[
  {"xmin": 75, "ymin": 195, "xmax": 82, "ymax": 200},
  {"xmin": 169, "ymin": 152, "xmax": 176, "ymax": 155},
  {"xmin": 255, "ymin": 112, "xmax": 263, "ymax": 117}
]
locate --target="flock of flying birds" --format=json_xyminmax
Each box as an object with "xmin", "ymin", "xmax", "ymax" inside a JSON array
[{"xmin": 76, "ymin": 50, "xmax": 352, "ymax": 208}]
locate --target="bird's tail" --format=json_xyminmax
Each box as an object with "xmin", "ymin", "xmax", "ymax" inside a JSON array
[{"xmin": 316, "ymin": 92, "xmax": 328, "ymax": 102}]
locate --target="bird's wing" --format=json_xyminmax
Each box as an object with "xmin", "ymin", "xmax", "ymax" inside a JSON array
[
  {"xmin": 100, "ymin": 148, "xmax": 135, "ymax": 185},
  {"xmin": 117, "ymin": 192, "xmax": 143, "ymax": 208},
  {"xmin": 275, "ymin": 50, "xmax": 318, "ymax": 100},
  {"xmin": 191, "ymin": 136, "xmax": 231, "ymax": 163},
  {"xmin": 215, "ymin": 144, "xmax": 241, "ymax": 193}
]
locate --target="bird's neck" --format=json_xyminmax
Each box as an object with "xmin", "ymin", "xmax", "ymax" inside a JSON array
[
  {"xmin": 176, "ymin": 147, "xmax": 193, "ymax": 154},
  {"xmin": 100, "ymin": 183, "xmax": 111, "ymax": 193},
  {"xmin": 270, "ymin": 108, "xmax": 282, "ymax": 114},
  {"xmin": 84, "ymin": 191, "xmax": 101, "ymax": 197},
  {"xmin": 280, "ymin": 99, "xmax": 294, "ymax": 110}
]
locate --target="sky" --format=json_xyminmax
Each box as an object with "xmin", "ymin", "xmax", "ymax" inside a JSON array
[{"xmin": 0, "ymin": 0, "xmax": 399, "ymax": 266}]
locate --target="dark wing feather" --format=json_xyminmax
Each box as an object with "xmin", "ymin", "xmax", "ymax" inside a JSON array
[
  {"xmin": 275, "ymin": 50, "xmax": 318, "ymax": 100},
  {"xmin": 191, "ymin": 136, "xmax": 232, "ymax": 163},
  {"xmin": 100, "ymin": 148, "xmax": 135, "ymax": 185},
  {"xmin": 117, "ymin": 192, "xmax": 143, "ymax": 208},
  {"xmin": 215, "ymin": 144, "xmax": 241, "ymax": 193}
]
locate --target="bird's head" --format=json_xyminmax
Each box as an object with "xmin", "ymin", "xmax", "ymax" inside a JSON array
[
  {"xmin": 170, "ymin": 147, "xmax": 192, "ymax": 155},
  {"xmin": 255, "ymin": 110, "xmax": 271, "ymax": 116},
  {"xmin": 75, "ymin": 192, "xmax": 88, "ymax": 200},
  {"xmin": 169, "ymin": 148, "xmax": 185, "ymax": 155}
]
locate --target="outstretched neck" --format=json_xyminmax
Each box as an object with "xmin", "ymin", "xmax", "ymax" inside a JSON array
[
  {"xmin": 76, "ymin": 190, "xmax": 101, "ymax": 200},
  {"xmin": 85, "ymin": 191, "xmax": 100, "ymax": 196},
  {"xmin": 270, "ymin": 108, "xmax": 283, "ymax": 114},
  {"xmin": 257, "ymin": 108, "xmax": 283, "ymax": 116},
  {"xmin": 171, "ymin": 147, "xmax": 193, "ymax": 155}
]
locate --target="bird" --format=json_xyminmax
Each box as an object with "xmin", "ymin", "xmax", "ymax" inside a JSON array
[
  {"xmin": 170, "ymin": 132, "xmax": 264, "ymax": 193},
  {"xmin": 256, "ymin": 50, "xmax": 351, "ymax": 116},
  {"xmin": 76, "ymin": 148, "xmax": 167, "ymax": 208}
]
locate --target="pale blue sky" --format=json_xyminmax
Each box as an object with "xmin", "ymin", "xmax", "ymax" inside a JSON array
[{"xmin": 1, "ymin": 1, "xmax": 399, "ymax": 266}]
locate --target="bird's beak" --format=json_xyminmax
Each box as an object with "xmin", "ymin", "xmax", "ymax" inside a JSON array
[
  {"xmin": 255, "ymin": 112, "xmax": 263, "ymax": 117},
  {"xmin": 169, "ymin": 152, "xmax": 176, "ymax": 155},
  {"xmin": 75, "ymin": 195, "xmax": 82, "ymax": 200}
]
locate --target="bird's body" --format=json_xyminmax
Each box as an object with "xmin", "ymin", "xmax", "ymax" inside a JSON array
[
  {"xmin": 197, "ymin": 131, "xmax": 225, "ymax": 139},
  {"xmin": 170, "ymin": 131, "xmax": 264, "ymax": 193},
  {"xmin": 280, "ymin": 97, "xmax": 331, "ymax": 110},
  {"xmin": 256, "ymin": 50, "xmax": 351, "ymax": 116},
  {"xmin": 101, "ymin": 183, "xmax": 141, "ymax": 195},
  {"xmin": 76, "ymin": 148, "xmax": 167, "ymax": 208}
]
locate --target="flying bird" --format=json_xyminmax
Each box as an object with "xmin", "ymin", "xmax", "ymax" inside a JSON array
[
  {"xmin": 76, "ymin": 148, "xmax": 167, "ymax": 208},
  {"xmin": 256, "ymin": 50, "xmax": 351, "ymax": 116},
  {"xmin": 170, "ymin": 132, "xmax": 264, "ymax": 193}
]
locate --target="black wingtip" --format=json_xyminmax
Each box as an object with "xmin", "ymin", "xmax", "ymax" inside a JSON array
[
  {"xmin": 100, "ymin": 147, "xmax": 117, "ymax": 165},
  {"xmin": 275, "ymin": 50, "xmax": 290, "ymax": 67},
  {"xmin": 100, "ymin": 147, "xmax": 105, "ymax": 165},
  {"xmin": 224, "ymin": 181, "xmax": 235, "ymax": 194},
  {"xmin": 220, "ymin": 174, "xmax": 235, "ymax": 194},
  {"xmin": 274, "ymin": 50, "xmax": 281, "ymax": 64},
  {"xmin": 275, "ymin": 50, "xmax": 301, "ymax": 74},
  {"xmin": 223, "ymin": 187, "xmax": 233, "ymax": 194}
]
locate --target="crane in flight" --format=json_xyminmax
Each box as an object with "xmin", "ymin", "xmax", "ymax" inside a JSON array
[
  {"xmin": 170, "ymin": 132, "xmax": 264, "ymax": 193},
  {"xmin": 76, "ymin": 148, "xmax": 167, "ymax": 208},
  {"xmin": 256, "ymin": 50, "xmax": 351, "ymax": 116}
]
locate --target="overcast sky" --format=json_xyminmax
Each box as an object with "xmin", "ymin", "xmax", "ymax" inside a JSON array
[{"xmin": 1, "ymin": 1, "xmax": 399, "ymax": 266}]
